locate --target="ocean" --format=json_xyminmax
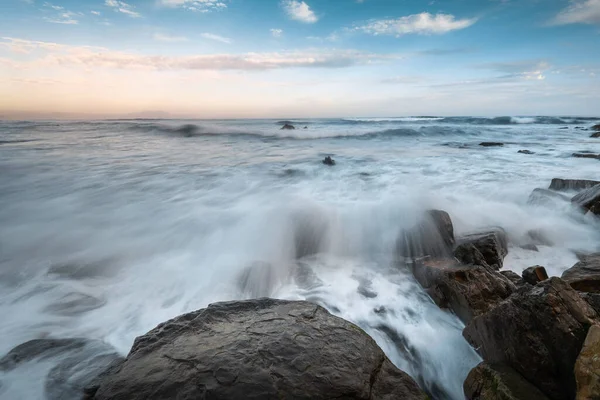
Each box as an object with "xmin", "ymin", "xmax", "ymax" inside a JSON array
[{"xmin": 1, "ymin": 116, "xmax": 599, "ymax": 399}]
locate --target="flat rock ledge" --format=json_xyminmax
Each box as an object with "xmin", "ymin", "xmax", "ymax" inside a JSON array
[{"xmin": 88, "ymin": 298, "xmax": 426, "ymax": 400}]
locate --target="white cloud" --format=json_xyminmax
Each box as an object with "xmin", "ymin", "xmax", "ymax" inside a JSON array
[
  {"xmin": 476, "ymin": 60, "xmax": 550, "ymax": 81},
  {"xmin": 105, "ymin": 0, "xmax": 141, "ymax": 18},
  {"xmin": 270, "ymin": 28, "xmax": 283, "ymax": 38},
  {"xmin": 41, "ymin": 2, "xmax": 80, "ymax": 24},
  {"xmin": 153, "ymin": 33, "xmax": 188, "ymax": 42},
  {"xmin": 552, "ymin": 0, "xmax": 600, "ymax": 25},
  {"xmin": 354, "ymin": 12, "xmax": 477, "ymax": 36},
  {"xmin": 281, "ymin": 0, "xmax": 318, "ymax": 23},
  {"xmin": 0, "ymin": 37, "xmax": 396, "ymax": 71},
  {"xmin": 91, "ymin": 10, "xmax": 101, "ymax": 15},
  {"xmin": 200, "ymin": 33, "xmax": 232, "ymax": 44},
  {"xmin": 158, "ymin": 0, "xmax": 227, "ymax": 12}
]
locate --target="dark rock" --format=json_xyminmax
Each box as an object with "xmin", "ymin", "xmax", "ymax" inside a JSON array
[
  {"xmin": 549, "ymin": 178, "xmax": 600, "ymax": 192},
  {"xmin": 464, "ymin": 362, "xmax": 550, "ymax": 400},
  {"xmin": 453, "ymin": 229, "xmax": 508, "ymax": 271},
  {"xmin": 581, "ymin": 292, "xmax": 600, "ymax": 315},
  {"xmin": 591, "ymin": 124, "xmax": 600, "ymax": 131},
  {"xmin": 527, "ymin": 188, "xmax": 570, "ymax": 207},
  {"xmin": 562, "ymin": 253, "xmax": 600, "ymax": 293},
  {"xmin": 572, "ymin": 184, "xmax": 600, "ymax": 215},
  {"xmin": 520, "ymin": 243, "xmax": 539, "ymax": 252},
  {"xmin": 90, "ymin": 298, "xmax": 425, "ymax": 400},
  {"xmin": 463, "ymin": 277, "xmax": 598, "ymax": 400},
  {"xmin": 572, "ymin": 153, "xmax": 600, "ymax": 160},
  {"xmin": 522, "ymin": 265, "xmax": 549, "ymax": 285},
  {"xmin": 396, "ymin": 210, "xmax": 455, "ymax": 260},
  {"xmin": 303, "ymin": 126, "xmax": 308, "ymax": 129},
  {"xmin": 518, "ymin": 150, "xmax": 535, "ymax": 154},
  {"xmin": 281, "ymin": 123, "xmax": 295, "ymax": 130},
  {"xmin": 412, "ymin": 259, "xmax": 516, "ymax": 324},
  {"xmin": 0, "ymin": 338, "xmax": 122, "ymax": 400},
  {"xmin": 500, "ymin": 271, "xmax": 527, "ymax": 287},
  {"xmin": 322, "ymin": 156, "xmax": 335, "ymax": 166},
  {"xmin": 559, "ymin": 126, "xmax": 569, "ymax": 129},
  {"xmin": 574, "ymin": 324, "xmax": 600, "ymax": 400},
  {"xmin": 479, "ymin": 142, "xmax": 504, "ymax": 147},
  {"xmin": 591, "ymin": 132, "xmax": 600, "ymax": 138}
]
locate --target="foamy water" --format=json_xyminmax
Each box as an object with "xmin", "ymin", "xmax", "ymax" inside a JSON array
[{"xmin": 0, "ymin": 117, "xmax": 599, "ymax": 399}]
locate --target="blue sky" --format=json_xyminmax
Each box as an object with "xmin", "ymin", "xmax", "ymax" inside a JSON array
[{"xmin": 1, "ymin": 0, "xmax": 599, "ymax": 117}]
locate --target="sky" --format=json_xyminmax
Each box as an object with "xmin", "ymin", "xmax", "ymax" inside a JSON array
[{"xmin": 1, "ymin": 0, "xmax": 599, "ymax": 118}]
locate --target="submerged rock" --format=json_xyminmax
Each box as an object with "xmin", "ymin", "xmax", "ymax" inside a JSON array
[
  {"xmin": 479, "ymin": 142, "xmax": 504, "ymax": 147},
  {"xmin": 575, "ymin": 324, "xmax": 600, "ymax": 400},
  {"xmin": 396, "ymin": 209, "xmax": 455, "ymax": 260},
  {"xmin": 281, "ymin": 123, "xmax": 295, "ymax": 130},
  {"xmin": 562, "ymin": 253, "xmax": 600, "ymax": 293},
  {"xmin": 572, "ymin": 184, "xmax": 600, "ymax": 215},
  {"xmin": 463, "ymin": 277, "xmax": 598, "ymax": 400},
  {"xmin": 322, "ymin": 156, "xmax": 335, "ymax": 166},
  {"xmin": 412, "ymin": 259, "xmax": 515, "ymax": 324},
  {"xmin": 572, "ymin": 153, "xmax": 600, "ymax": 160},
  {"xmin": 522, "ymin": 265, "xmax": 549, "ymax": 285},
  {"xmin": 90, "ymin": 298, "xmax": 425, "ymax": 400},
  {"xmin": 527, "ymin": 188, "xmax": 570, "ymax": 207},
  {"xmin": 549, "ymin": 178, "xmax": 600, "ymax": 192},
  {"xmin": 464, "ymin": 362, "xmax": 549, "ymax": 400},
  {"xmin": 453, "ymin": 229, "xmax": 508, "ymax": 271},
  {"xmin": 591, "ymin": 124, "xmax": 600, "ymax": 131},
  {"xmin": 591, "ymin": 132, "xmax": 600, "ymax": 138},
  {"xmin": 518, "ymin": 149, "xmax": 535, "ymax": 154}
]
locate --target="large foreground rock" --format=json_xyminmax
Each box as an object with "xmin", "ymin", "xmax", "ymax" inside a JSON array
[
  {"xmin": 413, "ymin": 259, "xmax": 515, "ymax": 324},
  {"xmin": 464, "ymin": 278, "xmax": 598, "ymax": 400},
  {"xmin": 549, "ymin": 179, "xmax": 600, "ymax": 192},
  {"xmin": 562, "ymin": 253, "xmax": 600, "ymax": 293},
  {"xmin": 453, "ymin": 229, "xmax": 508, "ymax": 271},
  {"xmin": 90, "ymin": 298, "xmax": 425, "ymax": 400},
  {"xmin": 464, "ymin": 362, "xmax": 549, "ymax": 400},
  {"xmin": 572, "ymin": 184, "xmax": 600, "ymax": 215},
  {"xmin": 575, "ymin": 324, "xmax": 600, "ymax": 400}
]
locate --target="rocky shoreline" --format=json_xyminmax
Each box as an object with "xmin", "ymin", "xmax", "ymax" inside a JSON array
[{"xmin": 2, "ymin": 178, "xmax": 600, "ymax": 399}]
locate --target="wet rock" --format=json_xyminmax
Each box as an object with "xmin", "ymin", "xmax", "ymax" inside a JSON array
[
  {"xmin": 463, "ymin": 277, "xmax": 598, "ymax": 400},
  {"xmin": 0, "ymin": 338, "xmax": 122, "ymax": 400},
  {"xmin": 500, "ymin": 271, "xmax": 527, "ymax": 288},
  {"xmin": 303, "ymin": 126, "xmax": 308, "ymax": 129},
  {"xmin": 90, "ymin": 298, "xmax": 425, "ymax": 400},
  {"xmin": 281, "ymin": 123, "xmax": 295, "ymax": 130},
  {"xmin": 572, "ymin": 184, "xmax": 600, "ymax": 215},
  {"xmin": 291, "ymin": 208, "xmax": 329, "ymax": 259},
  {"xmin": 453, "ymin": 229, "xmax": 508, "ymax": 271},
  {"xmin": 562, "ymin": 253, "xmax": 600, "ymax": 293},
  {"xmin": 550, "ymin": 178, "xmax": 600, "ymax": 191},
  {"xmin": 527, "ymin": 188, "xmax": 570, "ymax": 207},
  {"xmin": 412, "ymin": 259, "xmax": 516, "ymax": 324},
  {"xmin": 518, "ymin": 149, "xmax": 535, "ymax": 154},
  {"xmin": 356, "ymin": 277, "xmax": 378, "ymax": 299},
  {"xmin": 479, "ymin": 142, "xmax": 504, "ymax": 147},
  {"xmin": 522, "ymin": 265, "xmax": 549, "ymax": 285},
  {"xmin": 591, "ymin": 132, "xmax": 600, "ymax": 138},
  {"xmin": 559, "ymin": 127, "xmax": 569, "ymax": 130},
  {"xmin": 575, "ymin": 324, "xmax": 600, "ymax": 400},
  {"xmin": 526, "ymin": 229, "xmax": 554, "ymax": 246},
  {"xmin": 572, "ymin": 153, "xmax": 600, "ymax": 160},
  {"xmin": 464, "ymin": 362, "xmax": 549, "ymax": 400},
  {"xmin": 322, "ymin": 156, "xmax": 335, "ymax": 166},
  {"xmin": 396, "ymin": 210, "xmax": 455, "ymax": 260},
  {"xmin": 581, "ymin": 293, "xmax": 600, "ymax": 315},
  {"xmin": 592, "ymin": 124, "xmax": 600, "ymax": 131}
]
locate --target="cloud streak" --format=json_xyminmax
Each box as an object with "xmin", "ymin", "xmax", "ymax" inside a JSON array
[
  {"xmin": 354, "ymin": 13, "xmax": 477, "ymax": 36},
  {"xmin": 552, "ymin": 0, "xmax": 600, "ymax": 25},
  {"xmin": 200, "ymin": 33, "xmax": 232, "ymax": 44},
  {"xmin": 158, "ymin": 0, "xmax": 227, "ymax": 12},
  {"xmin": 105, "ymin": 0, "xmax": 141, "ymax": 18},
  {"xmin": 282, "ymin": 0, "xmax": 318, "ymax": 23},
  {"xmin": 154, "ymin": 33, "xmax": 188, "ymax": 42}
]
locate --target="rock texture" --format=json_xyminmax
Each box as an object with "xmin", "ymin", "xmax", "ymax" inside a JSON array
[
  {"xmin": 527, "ymin": 188, "xmax": 570, "ymax": 207},
  {"xmin": 463, "ymin": 278, "xmax": 598, "ymax": 400},
  {"xmin": 572, "ymin": 185, "xmax": 600, "ymax": 215},
  {"xmin": 549, "ymin": 179, "xmax": 600, "ymax": 192},
  {"xmin": 412, "ymin": 259, "xmax": 515, "ymax": 324},
  {"xmin": 522, "ymin": 265, "xmax": 549, "ymax": 285},
  {"xmin": 396, "ymin": 209, "xmax": 455, "ymax": 259},
  {"xmin": 464, "ymin": 362, "xmax": 549, "ymax": 400},
  {"xmin": 453, "ymin": 229, "xmax": 508, "ymax": 271},
  {"xmin": 575, "ymin": 324, "xmax": 600, "ymax": 400},
  {"xmin": 90, "ymin": 298, "xmax": 425, "ymax": 400},
  {"xmin": 562, "ymin": 254, "xmax": 600, "ymax": 293}
]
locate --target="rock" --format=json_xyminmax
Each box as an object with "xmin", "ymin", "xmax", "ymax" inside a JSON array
[
  {"xmin": 572, "ymin": 153, "xmax": 600, "ymax": 160},
  {"xmin": 518, "ymin": 150, "xmax": 535, "ymax": 154},
  {"xmin": 453, "ymin": 229, "xmax": 508, "ymax": 271},
  {"xmin": 322, "ymin": 156, "xmax": 335, "ymax": 166},
  {"xmin": 480, "ymin": 142, "xmax": 504, "ymax": 147},
  {"xmin": 396, "ymin": 209, "xmax": 455, "ymax": 260},
  {"xmin": 90, "ymin": 298, "xmax": 425, "ymax": 400},
  {"xmin": 572, "ymin": 185, "xmax": 600, "ymax": 215},
  {"xmin": 562, "ymin": 253, "xmax": 600, "ymax": 293},
  {"xmin": 412, "ymin": 259, "xmax": 516, "ymax": 324},
  {"xmin": 549, "ymin": 179, "xmax": 600, "ymax": 192},
  {"xmin": 526, "ymin": 229, "xmax": 554, "ymax": 246},
  {"xmin": 303, "ymin": 126, "xmax": 308, "ymax": 129},
  {"xmin": 560, "ymin": 127, "xmax": 569, "ymax": 130},
  {"xmin": 591, "ymin": 132, "xmax": 600, "ymax": 138},
  {"xmin": 0, "ymin": 338, "xmax": 122, "ymax": 400},
  {"xmin": 464, "ymin": 362, "xmax": 550, "ymax": 400},
  {"xmin": 463, "ymin": 277, "xmax": 598, "ymax": 400},
  {"xmin": 281, "ymin": 123, "xmax": 295, "ymax": 130},
  {"xmin": 500, "ymin": 271, "xmax": 527, "ymax": 287},
  {"xmin": 522, "ymin": 265, "xmax": 549, "ymax": 285},
  {"xmin": 581, "ymin": 293, "xmax": 600, "ymax": 315},
  {"xmin": 591, "ymin": 124, "xmax": 600, "ymax": 131},
  {"xmin": 527, "ymin": 188, "xmax": 570, "ymax": 207},
  {"xmin": 575, "ymin": 324, "xmax": 600, "ymax": 400},
  {"xmin": 520, "ymin": 243, "xmax": 539, "ymax": 252}
]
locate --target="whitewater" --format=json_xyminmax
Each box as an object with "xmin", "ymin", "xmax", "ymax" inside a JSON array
[{"xmin": 0, "ymin": 116, "xmax": 599, "ymax": 399}]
